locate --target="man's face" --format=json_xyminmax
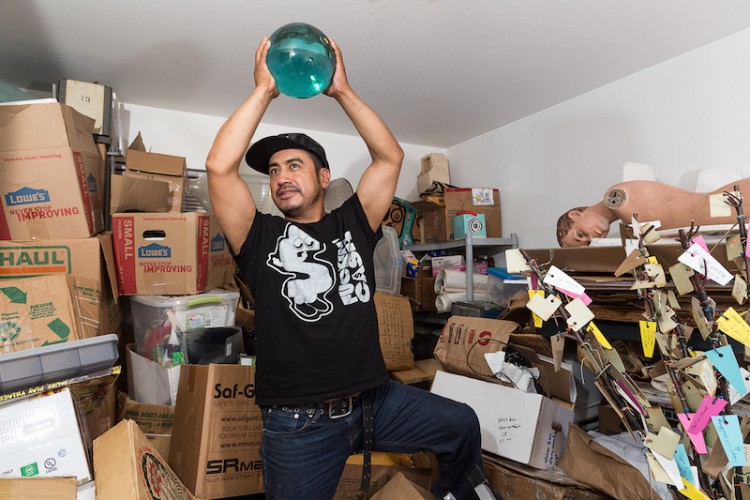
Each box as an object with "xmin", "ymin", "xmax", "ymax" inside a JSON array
[
  {"xmin": 268, "ymin": 148, "xmax": 329, "ymax": 217},
  {"xmin": 560, "ymin": 209, "xmax": 611, "ymax": 247}
]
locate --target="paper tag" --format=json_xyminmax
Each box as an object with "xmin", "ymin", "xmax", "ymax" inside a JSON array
[
  {"xmin": 673, "ymin": 444, "xmax": 693, "ymax": 486},
  {"xmin": 727, "ymin": 235, "xmax": 744, "ymax": 261},
  {"xmin": 733, "ymin": 274, "xmax": 748, "ymax": 305},
  {"xmin": 543, "ymin": 266, "xmax": 584, "ymax": 295},
  {"xmin": 667, "ymin": 290, "xmax": 681, "ymax": 310},
  {"xmin": 678, "ymin": 477, "xmax": 711, "ymax": 500},
  {"xmin": 691, "ymin": 298, "xmax": 712, "ymax": 341},
  {"xmin": 615, "ymin": 250, "xmax": 648, "ymax": 277},
  {"xmin": 652, "ymin": 451, "xmax": 683, "ymax": 487},
  {"xmin": 678, "ymin": 243, "xmax": 733, "ymax": 286},
  {"xmin": 564, "ymin": 298, "xmax": 594, "ymax": 332},
  {"xmin": 526, "ymin": 292, "xmax": 561, "ymax": 322},
  {"xmin": 717, "ymin": 307, "xmax": 750, "ymax": 347},
  {"xmin": 669, "ymin": 263, "xmax": 695, "ymax": 296},
  {"xmin": 647, "ymin": 452, "xmax": 681, "ymax": 487},
  {"xmin": 551, "ymin": 333, "xmax": 564, "ymax": 371},
  {"xmin": 527, "ymin": 290, "xmax": 544, "ymax": 328},
  {"xmin": 706, "ymin": 345, "xmax": 746, "ymax": 396},
  {"xmin": 645, "ymin": 263, "xmax": 667, "ymax": 288},
  {"xmin": 687, "ymin": 393, "xmax": 727, "ymax": 434},
  {"xmin": 556, "ymin": 286, "xmax": 592, "ymax": 305},
  {"xmin": 639, "ymin": 320, "xmax": 657, "ymax": 358},
  {"xmin": 727, "ymin": 367, "xmax": 750, "ymax": 405},
  {"xmin": 712, "ymin": 415, "xmax": 746, "ymax": 466},
  {"xmin": 505, "ymin": 249, "xmax": 531, "ymax": 273},
  {"xmin": 586, "ymin": 321, "xmax": 612, "ymax": 350},
  {"xmin": 657, "ymin": 307, "xmax": 678, "ymax": 334},
  {"xmin": 678, "ymin": 413, "xmax": 707, "ymax": 454},
  {"xmin": 709, "ymin": 192, "xmax": 733, "ymax": 218},
  {"xmin": 471, "ymin": 188, "xmax": 494, "ymax": 206},
  {"xmin": 644, "ymin": 426, "xmax": 680, "ymax": 459},
  {"xmin": 685, "ymin": 359, "xmax": 718, "ymax": 397}
]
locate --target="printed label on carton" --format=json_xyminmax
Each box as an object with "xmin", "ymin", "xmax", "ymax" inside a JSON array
[
  {"xmin": 0, "ymin": 246, "xmax": 71, "ymax": 276},
  {"xmin": 138, "ymin": 243, "xmax": 171, "ymax": 259},
  {"xmin": 4, "ymin": 187, "xmax": 51, "ymax": 206}
]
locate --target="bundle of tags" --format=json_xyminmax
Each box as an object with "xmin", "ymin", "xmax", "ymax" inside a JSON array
[{"xmin": 504, "ymin": 192, "xmax": 750, "ymax": 500}]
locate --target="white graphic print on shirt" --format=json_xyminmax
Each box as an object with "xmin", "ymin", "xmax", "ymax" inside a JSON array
[
  {"xmin": 333, "ymin": 230, "xmax": 370, "ymax": 305},
  {"xmin": 268, "ymin": 224, "xmax": 335, "ymax": 322}
]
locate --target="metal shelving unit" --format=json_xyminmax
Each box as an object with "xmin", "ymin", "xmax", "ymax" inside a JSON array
[{"xmin": 407, "ymin": 233, "xmax": 519, "ymax": 300}]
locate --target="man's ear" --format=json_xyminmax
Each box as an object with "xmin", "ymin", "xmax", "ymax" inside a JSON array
[{"xmin": 320, "ymin": 167, "xmax": 331, "ymax": 189}]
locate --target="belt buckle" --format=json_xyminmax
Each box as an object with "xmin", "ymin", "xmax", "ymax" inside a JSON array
[{"xmin": 328, "ymin": 396, "xmax": 354, "ymax": 419}]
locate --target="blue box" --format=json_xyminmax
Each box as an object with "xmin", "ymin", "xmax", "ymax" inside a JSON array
[{"xmin": 452, "ymin": 212, "xmax": 486, "ymax": 239}]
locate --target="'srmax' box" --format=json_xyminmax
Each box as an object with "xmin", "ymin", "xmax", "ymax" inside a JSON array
[
  {"xmin": 0, "ymin": 234, "xmax": 121, "ymax": 338},
  {"xmin": 112, "ymin": 212, "xmax": 234, "ymax": 295},
  {"xmin": 0, "ymin": 102, "xmax": 104, "ymax": 240}
]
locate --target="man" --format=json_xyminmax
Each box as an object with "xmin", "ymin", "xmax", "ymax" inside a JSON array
[
  {"xmin": 557, "ymin": 179, "xmax": 750, "ymax": 247},
  {"xmin": 206, "ymin": 36, "xmax": 483, "ymax": 500}
]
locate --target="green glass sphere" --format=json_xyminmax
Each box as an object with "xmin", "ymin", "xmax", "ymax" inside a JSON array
[{"xmin": 267, "ymin": 22, "xmax": 334, "ymax": 99}]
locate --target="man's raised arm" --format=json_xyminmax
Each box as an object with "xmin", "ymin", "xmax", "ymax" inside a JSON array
[
  {"xmin": 325, "ymin": 40, "xmax": 404, "ymax": 232},
  {"xmin": 206, "ymin": 38, "xmax": 279, "ymax": 253}
]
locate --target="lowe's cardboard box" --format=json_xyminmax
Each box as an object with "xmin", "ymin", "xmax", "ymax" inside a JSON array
[
  {"xmin": 0, "ymin": 234, "xmax": 121, "ymax": 338},
  {"xmin": 169, "ymin": 364, "xmax": 264, "ymax": 499},
  {"xmin": 94, "ymin": 418, "xmax": 195, "ymax": 499},
  {"xmin": 0, "ymin": 273, "xmax": 80, "ymax": 353},
  {"xmin": 112, "ymin": 212, "xmax": 234, "ymax": 295},
  {"xmin": 0, "ymin": 102, "xmax": 104, "ymax": 240},
  {"xmin": 430, "ymin": 370, "xmax": 573, "ymax": 470}
]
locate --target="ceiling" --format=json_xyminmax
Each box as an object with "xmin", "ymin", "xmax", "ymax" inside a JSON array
[{"xmin": 2, "ymin": 1, "xmax": 750, "ymax": 148}]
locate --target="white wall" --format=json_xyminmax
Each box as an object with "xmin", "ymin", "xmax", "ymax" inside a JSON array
[
  {"xmin": 119, "ymin": 102, "xmax": 440, "ymax": 202},
  {"xmin": 448, "ymin": 28, "xmax": 750, "ymax": 249}
]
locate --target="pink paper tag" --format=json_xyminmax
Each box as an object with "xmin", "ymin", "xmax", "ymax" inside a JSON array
[
  {"xmin": 615, "ymin": 380, "xmax": 647, "ymax": 416},
  {"xmin": 530, "ymin": 273, "xmax": 539, "ymax": 290},
  {"xmin": 678, "ymin": 413, "xmax": 708, "ymax": 454},
  {"xmin": 687, "ymin": 393, "xmax": 727, "ymax": 434},
  {"xmin": 556, "ymin": 286, "xmax": 593, "ymax": 306},
  {"xmin": 693, "ymin": 235, "xmax": 709, "ymax": 253}
]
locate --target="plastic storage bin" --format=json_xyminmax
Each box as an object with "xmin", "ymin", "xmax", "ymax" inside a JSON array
[
  {"xmin": 373, "ymin": 225, "xmax": 404, "ymax": 295},
  {"xmin": 487, "ymin": 267, "xmax": 529, "ymax": 307},
  {"xmin": 0, "ymin": 334, "xmax": 119, "ymax": 394},
  {"xmin": 129, "ymin": 289, "xmax": 240, "ymax": 362}
]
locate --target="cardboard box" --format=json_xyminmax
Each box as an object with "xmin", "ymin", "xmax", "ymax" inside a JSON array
[
  {"xmin": 452, "ymin": 212, "xmax": 486, "ymax": 239},
  {"xmin": 414, "ymin": 188, "xmax": 501, "ymax": 242},
  {"xmin": 94, "ymin": 418, "xmax": 195, "ymax": 499},
  {"xmin": 0, "ymin": 234, "xmax": 121, "ymax": 338},
  {"xmin": 400, "ymin": 271, "xmax": 438, "ymax": 312},
  {"xmin": 169, "ymin": 363, "xmax": 264, "ymax": 499},
  {"xmin": 56, "ymin": 78, "xmax": 113, "ymax": 137},
  {"xmin": 109, "ymin": 174, "xmax": 172, "ymax": 215},
  {"xmin": 430, "ymin": 370, "xmax": 573, "ymax": 470},
  {"xmin": 0, "ymin": 102, "xmax": 104, "ymax": 240},
  {"xmin": 0, "ymin": 477, "xmax": 78, "ymax": 499},
  {"xmin": 0, "ymin": 273, "xmax": 79, "ymax": 353},
  {"xmin": 125, "ymin": 134, "xmax": 187, "ymax": 212},
  {"xmin": 482, "ymin": 452, "xmax": 607, "ymax": 500},
  {"xmin": 126, "ymin": 344, "xmax": 181, "ymax": 405},
  {"xmin": 112, "ymin": 212, "xmax": 234, "ymax": 295},
  {"xmin": 420, "ymin": 153, "xmax": 450, "ymax": 176},
  {"xmin": 370, "ymin": 472, "xmax": 435, "ymax": 500},
  {"xmin": 374, "ymin": 293, "xmax": 414, "ymax": 371},
  {"xmin": 117, "ymin": 391, "xmax": 175, "ymax": 458},
  {"xmin": 334, "ymin": 452, "xmax": 434, "ymax": 500},
  {"xmin": 0, "ymin": 388, "xmax": 91, "ymax": 482}
]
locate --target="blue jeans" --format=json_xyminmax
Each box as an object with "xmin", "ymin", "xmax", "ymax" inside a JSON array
[{"xmin": 260, "ymin": 380, "xmax": 483, "ymax": 500}]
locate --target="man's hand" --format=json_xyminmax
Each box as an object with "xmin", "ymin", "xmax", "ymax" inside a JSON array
[
  {"xmin": 255, "ymin": 37, "xmax": 280, "ymax": 100},
  {"xmin": 323, "ymin": 38, "xmax": 352, "ymax": 99}
]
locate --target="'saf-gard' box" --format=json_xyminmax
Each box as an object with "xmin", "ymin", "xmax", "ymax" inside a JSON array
[
  {"xmin": 112, "ymin": 212, "xmax": 234, "ymax": 295},
  {"xmin": 0, "ymin": 102, "xmax": 104, "ymax": 240}
]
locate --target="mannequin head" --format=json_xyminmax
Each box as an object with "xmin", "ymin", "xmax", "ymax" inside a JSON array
[{"xmin": 557, "ymin": 206, "xmax": 611, "ymax": 247}]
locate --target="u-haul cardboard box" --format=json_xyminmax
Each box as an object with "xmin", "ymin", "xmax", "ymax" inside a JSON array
[
  {"xmin": 0, "ymin": 234, "xmax": 121, "ymax": 338},
  {"xmin": 430, "ymin": 370, "xmax": 573, "ymax": 470},
  {"xmin": 0, "ymin": 273, "xmax": 79, "ymax": 354},
  {"xmin": 112, "ymin": 212, "xmax": 234, "ymax": 295},
  {"xmin": 0, "ymin": 388, "xmax": 91, "ymax": 483},
  {"xmin": 94, "ymin": 418, "xmax": 195, "ymax": 499},
  {"xmin": 0, "ymin": 102, "xmax": 104, "ymax": 240},
  {"xmin": 169, "ymin": 364, "xmax": 264, "ymax": 499}
]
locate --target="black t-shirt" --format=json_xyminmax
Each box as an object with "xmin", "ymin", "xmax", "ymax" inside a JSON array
[{"xmin": 233, "ymin": 195, "xmax": 390, "ymax": 406}]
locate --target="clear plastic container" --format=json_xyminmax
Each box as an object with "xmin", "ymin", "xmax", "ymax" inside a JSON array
[
  {"xmin": 487, "ymin": 267, "xmax": 529, "ymax": 307},
  {"xmin": 129, "ymin": 289, "xmax": 240, "ymax": 363},
  {"xmin": 374, "ymin": 225, "xmax": 404, "ymax": 295}
]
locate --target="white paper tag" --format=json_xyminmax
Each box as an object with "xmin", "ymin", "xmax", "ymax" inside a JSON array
[
  {"xmin": 678, "ymin": 243, "xmax": 733, "ymax": 286},
  {"xmin": 709, "ymin": 192, "xmax": 734, "ymax": 218},
  {"xmin": 526, "ymin": 292, "xmax": 562, "ymax": 321},
  {"xmin": 543, "ymin": 265, "xmax": 585, "ymax": 295}
]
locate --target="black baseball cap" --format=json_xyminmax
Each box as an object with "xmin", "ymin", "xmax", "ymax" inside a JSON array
[{"xmin": 245, "ymin": 133, "xmax": 329, "ymax": 175}]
